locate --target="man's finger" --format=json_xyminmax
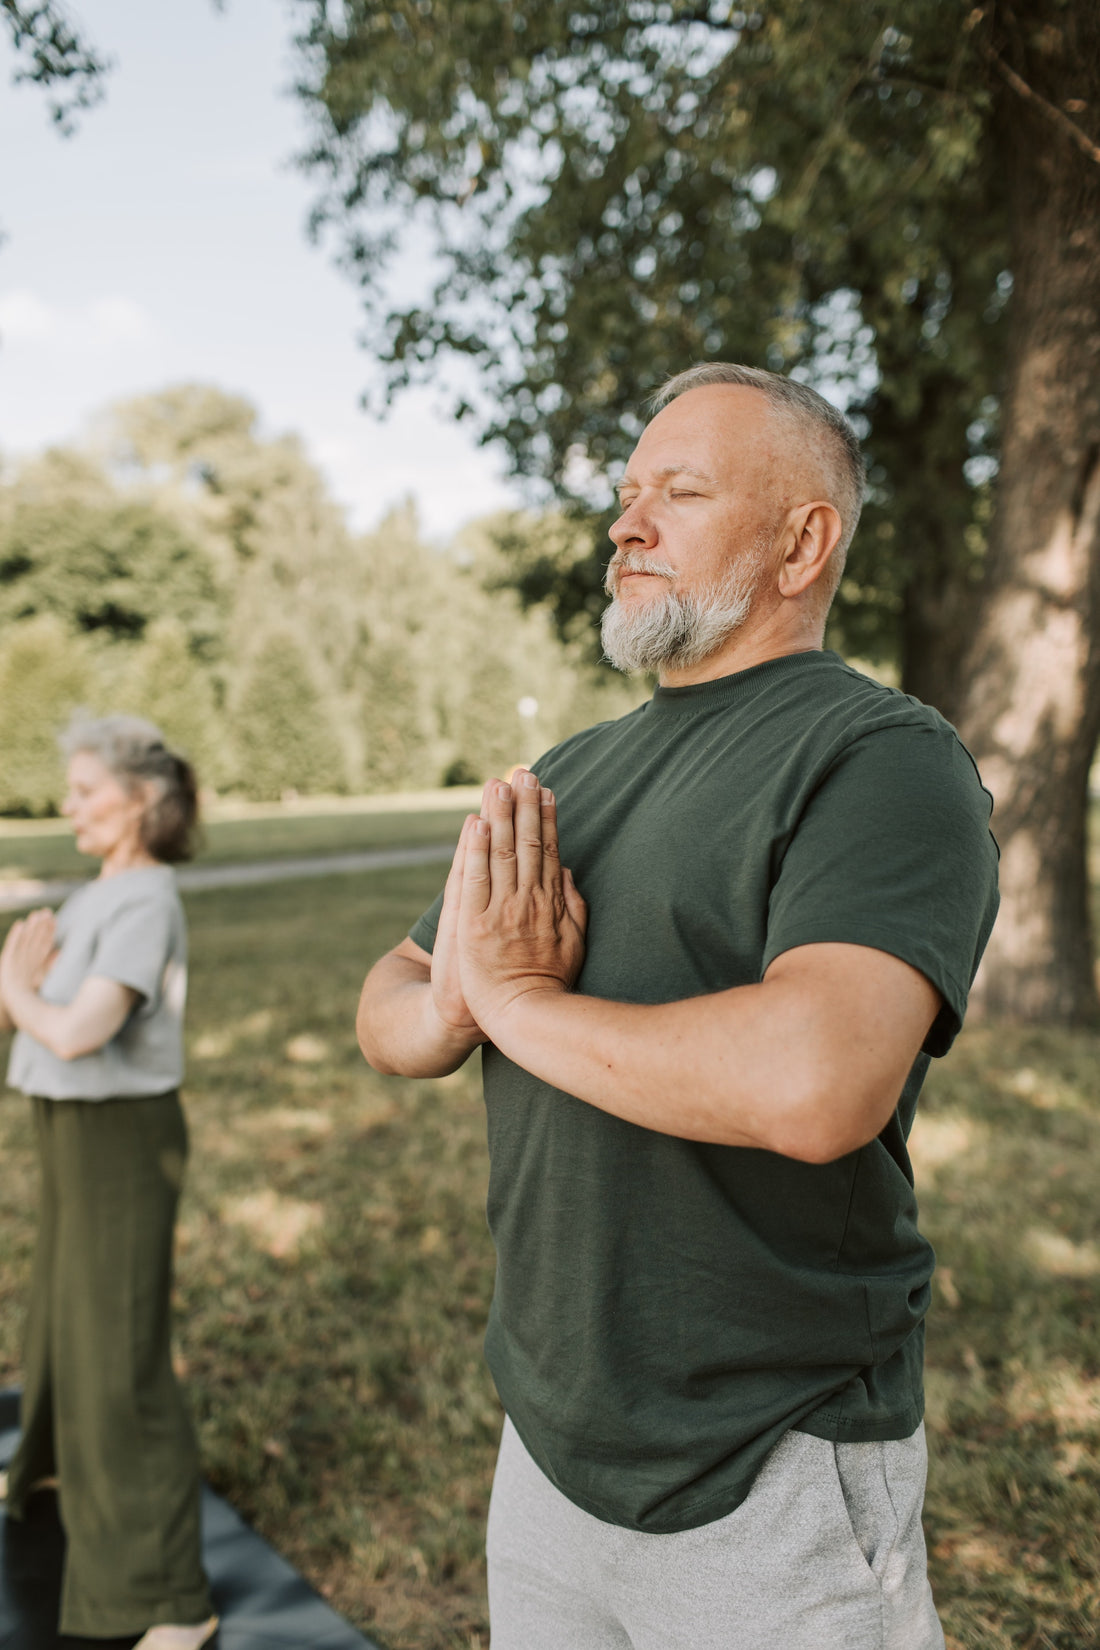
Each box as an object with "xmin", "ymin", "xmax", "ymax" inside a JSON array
[
  {"xmin": 487, "ymin": 780, "xmax": 518, "ymax": 893},
  {"xmin": 439, "ymin": 818, "xmax": 473, "ymax": 926},
  {"xmin": 459, "ymin": 816, "xmax": 492, "ymax": 920},
  {"xmin": 539, "ymin": 787, "xmax": 563, "ymax": 894},
  {"xmin": 512, "ymin": 768, "xmax": 543, "ymax": 889}
]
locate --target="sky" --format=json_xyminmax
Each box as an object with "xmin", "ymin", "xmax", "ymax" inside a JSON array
[{"xmin": 0, "ymin": 0, "xmax": 524, "ymax": 538}]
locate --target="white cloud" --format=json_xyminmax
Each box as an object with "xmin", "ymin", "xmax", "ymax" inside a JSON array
[
  {"xmin": 0, "ymin": 291, "xmax": 56, "ymax": 343},
  {"xmin": 0, "ymin": 290, "xmax": 161, "ymax": 356},
  {"xmin": 86, "ymin": 297, "xmax": 158, "ymax": 346}
]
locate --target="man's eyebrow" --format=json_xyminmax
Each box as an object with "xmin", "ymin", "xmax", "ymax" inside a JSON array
[{"xmin": 614, "ymin": 464, "xmax": 718, "ymax": 494}]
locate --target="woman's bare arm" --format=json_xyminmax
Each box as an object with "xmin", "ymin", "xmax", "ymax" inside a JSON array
[{"xmin": 0, "ymin": 911, "xmax": 139, "ymax": 1060}]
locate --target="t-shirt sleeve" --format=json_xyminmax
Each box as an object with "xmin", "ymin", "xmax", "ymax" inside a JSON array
[
  {"xmin": 409, "ymin": 890, "xmax": 445, "ymax": 956},
  {"xmin": 762, "ymin": 724, "xmax": 999, "ymax": 1056},
  {"xmin": 89, "ymin": 894, "xmax": 176, "ymax": 1005}
]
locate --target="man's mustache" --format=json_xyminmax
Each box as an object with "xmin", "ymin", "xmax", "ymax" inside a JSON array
[{"xmin": 605, "ymin": 554, "xmax": 677, "ymax": 596}]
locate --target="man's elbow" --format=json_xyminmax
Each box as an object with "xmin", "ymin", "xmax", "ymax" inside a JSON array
[
  {"xmin": 355, "ymin": 997, "xmax": 397, "ymax": 1074},
  {"xmin": 763, "ymin": 1073, "xmax": 895, "ymax": 1165}
]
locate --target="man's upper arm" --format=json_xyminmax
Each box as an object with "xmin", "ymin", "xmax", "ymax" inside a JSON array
[
  {"xmin": 763, "ymin": 724, "xmax": 999, "ymax": 1059},
  {"xmin": 761, "ymin": 940, "xmax": 941, "ymax": 1156}
]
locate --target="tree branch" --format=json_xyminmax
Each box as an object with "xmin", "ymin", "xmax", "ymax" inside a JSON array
[{"xmin": 986, "ymin": 48, "xmax": 1100, "ymax": 168}]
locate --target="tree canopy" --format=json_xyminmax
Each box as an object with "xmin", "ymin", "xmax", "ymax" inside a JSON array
[
  {"xmin": 0, "ymin": 385, "xmax": 641, "ymax": 813},
  {"xmin": 296, "ymin": 0, "xmax": 1017, "ymax": 694},
  {"xmin": 295, "ymin": 0, "xmax": 1100, "ymax": 1025}
]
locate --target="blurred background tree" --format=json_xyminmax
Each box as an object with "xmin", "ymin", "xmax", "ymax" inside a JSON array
[
  {"xmin": 294, "ymin": 0, "xmax": 1100, "ymax": 1024},
  {"xmin": 0, "ymin": 384, "xmax": 640, "ymax": 815}
]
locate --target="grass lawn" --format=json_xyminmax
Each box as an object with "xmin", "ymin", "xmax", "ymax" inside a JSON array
[{"xmin": 0, "ymin": 856, "xmax": 1098, "ymax": 1648}]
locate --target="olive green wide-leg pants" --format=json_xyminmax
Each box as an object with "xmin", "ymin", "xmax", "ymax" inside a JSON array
[{"xmin": 6, "ymin": 1093, "xmax": 213, "ymax": 1638}]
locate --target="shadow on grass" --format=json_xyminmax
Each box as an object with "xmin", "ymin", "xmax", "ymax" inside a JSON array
[
  {"xmin": 1, "ymin": 872, "xmax": 1098, "ymax": 1650},
  {"xmin": 915, "ymin": 1026, "xmax": 1100, "ymax": 1649}
]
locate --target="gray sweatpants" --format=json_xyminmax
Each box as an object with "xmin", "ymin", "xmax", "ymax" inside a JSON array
[{"xmin": 487, "ymin": 1417, "xmax": 945, "ymax": 1650}]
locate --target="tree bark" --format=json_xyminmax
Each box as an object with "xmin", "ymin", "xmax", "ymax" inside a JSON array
[{"xmin": 954, "ymin": 0, "xmax": 1100, "ymax": 1024}]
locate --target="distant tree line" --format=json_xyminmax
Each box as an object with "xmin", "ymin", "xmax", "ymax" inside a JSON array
[{"xmin": 0, "ymin": 384, "xmax": 641, "ymax": 813}]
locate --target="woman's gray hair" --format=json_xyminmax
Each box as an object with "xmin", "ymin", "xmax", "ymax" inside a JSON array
[
  {"xmin": 60, "ymin": 713, "xmax": 200, "ymax": 864},
  {"xmin": 650, "ymin": 363, "xmax": 866, "ymax": 572}
]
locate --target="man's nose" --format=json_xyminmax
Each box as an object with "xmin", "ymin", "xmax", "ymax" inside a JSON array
[{"xmin": 609, "ymin": 500, "xmax": 656, "ymax": 549}]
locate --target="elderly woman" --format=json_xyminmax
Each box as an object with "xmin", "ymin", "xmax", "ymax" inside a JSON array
[{"xmin": 0, "ymin": 715, "xmax": 217, "ymax": 1650}]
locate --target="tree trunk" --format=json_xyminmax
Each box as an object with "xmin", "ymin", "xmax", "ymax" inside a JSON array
[
  {"xmin": 900, "ymin": 551, "xmax": 981, "ymax": 726},
  {"xmin": 954, "ymin": 0, "xmax": 1100, "ymax": 1024}
]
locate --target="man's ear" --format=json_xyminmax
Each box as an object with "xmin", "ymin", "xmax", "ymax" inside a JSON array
[{"xmin": 777, "ymin": 502, "xmax": 843, "ymax": 598}]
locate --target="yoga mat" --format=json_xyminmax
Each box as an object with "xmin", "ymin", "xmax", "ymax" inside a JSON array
[{"xmin": 0, "ymin": 1391, "xmax": 383, "ymax": 1649}]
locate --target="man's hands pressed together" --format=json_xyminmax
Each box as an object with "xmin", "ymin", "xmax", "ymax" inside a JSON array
[
  {"xmin": 355, "ymin": 771, "xmax": 588, "ymax": 1081},
  {"xmin": 452, "ymin": 770, "xmax": 588, "ymax": 1035}
]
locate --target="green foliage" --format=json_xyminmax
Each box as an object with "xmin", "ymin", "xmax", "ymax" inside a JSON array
[
  {"xmin": 296, "ymin": 0, "xmax": 1013, "ymax": 681},
  {"xmin": 0, "ymin": 616, "xmax": 94, "ymax": 815},
  {"xmin": 0, "ymin": 387, "xmax": 644, "ymax": 815},
  {"xmin": 118, "ymin": 619, "xmax": 231, "ymax": 791},
  {"xmin": 1, "ymin": 0, "xmax": 109, "ymax": 132},
  {"xmin": 360, "ymin": 639, "xmax": 438, "ymax": 792},
  {"xmin": 232, "ymin": 633, "xmax": 351, "ymax": 802},
  {"xmin": 0, "ymin": 485, "xmax": 222, "ymax": 655}
]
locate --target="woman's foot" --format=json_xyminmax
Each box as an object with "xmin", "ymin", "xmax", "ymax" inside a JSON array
[{"xmin": 133, "ymin": 1616, "xmax": 219, "ymax": 1650}]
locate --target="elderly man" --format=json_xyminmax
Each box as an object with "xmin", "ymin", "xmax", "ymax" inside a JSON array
[{"xmin": 357, "ymin": 364, "xmax": 999, "ymax": 1650}]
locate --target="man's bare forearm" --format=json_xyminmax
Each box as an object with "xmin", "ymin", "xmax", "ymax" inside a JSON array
[
  {"xmin": 473, "ymin": 943, "xmax": 941, "ymax": 1163},
  {"xmin": 356, "ymin": 949, "xmax": 483, "ymax": 1077}
]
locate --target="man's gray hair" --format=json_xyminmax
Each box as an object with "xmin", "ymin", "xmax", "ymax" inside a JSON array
[{"xmin": 650, "ymin": 363, "xmax": 866, "ymax": 575}]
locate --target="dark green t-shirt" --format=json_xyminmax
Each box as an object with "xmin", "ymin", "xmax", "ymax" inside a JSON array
[{"xmin": 410, "ymin": 650, "xmax": 999, "ymax": 1533}]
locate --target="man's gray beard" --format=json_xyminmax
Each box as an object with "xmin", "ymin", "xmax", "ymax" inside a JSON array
[{"xmin": 600, "ymin": 559, "xmax": 762, "ymax": 676}]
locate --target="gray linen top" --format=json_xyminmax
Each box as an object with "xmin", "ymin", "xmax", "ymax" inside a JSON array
[{"xmin": 7, "ymin": 864, "xmax": 187, "ymax": 1100}]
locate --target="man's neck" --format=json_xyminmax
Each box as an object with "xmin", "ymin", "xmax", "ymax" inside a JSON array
[{"xmin": 657, "ymin": 615, "xmax": 825, "ymax": 688}]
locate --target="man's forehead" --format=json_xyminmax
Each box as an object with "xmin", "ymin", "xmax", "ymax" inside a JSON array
[
  {"xmin": 615, "ymin": 461, "xmax": 718, "ymax": 493},
  {"xmin": 617, "ymin": 384, "xmax": 781, "ymax": 485}
]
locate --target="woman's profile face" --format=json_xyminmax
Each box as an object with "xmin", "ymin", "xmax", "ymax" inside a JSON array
[{"xmin": 62, "ymin": 751, "xmax": 147, "ymax": 864}]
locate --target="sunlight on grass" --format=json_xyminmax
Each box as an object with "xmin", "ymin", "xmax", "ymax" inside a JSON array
[
  {"xmin": 1022, "ymin": 1229, "xmax": 1100, "ymax": 1278},
  {"xmin": 221, "ymin": 1188, "xmax": 326, "ymax": 1260},
  {"xmin": 1, "ymin": 861, "xmax": 1098, "ymax": 1649},
  {"xmin": 908, "ymin": 1112, "xmax": 983, "ymax": 1177}
]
